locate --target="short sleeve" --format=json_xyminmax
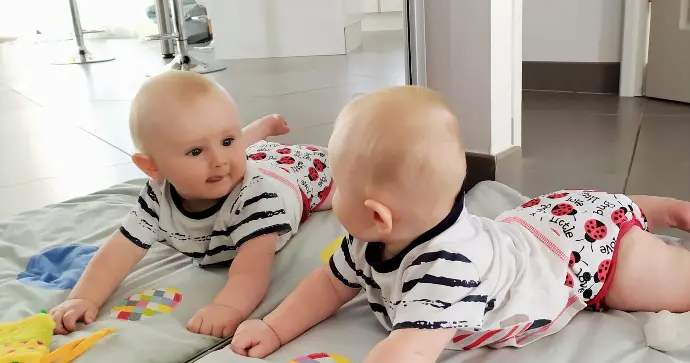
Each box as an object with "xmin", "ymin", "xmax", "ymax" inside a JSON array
[
  {"xmin": 328, "ymin": 235, "xmax": 362, "ymax": 289},
  {"xmin": 119, "ymin": 181, "xmax": 161, "ymax": 249},
  {"xmin": 392, "ymin": 249, "xmax": 486, "ymax": 330},
  {"xmin": 229, "ymin": 177, "xmax": 293, "ymax": 247}
]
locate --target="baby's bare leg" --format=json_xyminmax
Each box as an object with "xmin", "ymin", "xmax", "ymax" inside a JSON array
[
  {"xmin": 242, "ymin": 114, "xmax": 290, "ymax": 148},
  {"xmin": 606, "ymin": 226, "xmax": 690, "ymax": 312},
  {"xmin": 629, "ymin": 195, "xmax": 690, "ymax": 232}
]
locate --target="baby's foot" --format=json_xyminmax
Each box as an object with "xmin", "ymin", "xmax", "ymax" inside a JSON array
[
  {"xmin": 259, "ymin": 114, "xmax": 290, "ymax": 137},
  {"xmin": 668, "ymin": 200, "xmax": 690, "ymax": 232}
]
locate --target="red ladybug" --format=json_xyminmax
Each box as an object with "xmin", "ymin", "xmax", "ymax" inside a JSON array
[
  {"xmin": 249, "ymin": 152, "xmax": 267, "ymax": 160},
  {"xmin": 276, "ymin": 148, "xmax": 292, "ymax": 154},
  {"xmin": 569, "ymin": 251, "xmax": 581, "ymax": 268},
  {"xmin": 611, "ymin": 208, "xmax": 629, "ymax": 226},
  {"xmin": 278, "ymin": 156, "xmax": 296, "ymax": 165},
  {"xmin": 564, "ymin": 273, "xmax": 574, "ymax": 288},
  {"xmin": 581, "ymin": 219, "xmax": 608, "ymax": 250},
  {"xmin": 306, "ymin": 146, "xmax": 319, "ymax": 151},
  {"xmin": 313, "ymin": 159, "xmax": 325, "ymax": 172},
  {"xmin": 521, "ymin": 198, "xmax": 541, "ymax": 208},
  {"xmin": 547, "ymin": 192, "xmax": 569, "ymax": 199},
  {"xmin": 552, "ymin": 203, "xmax": 577, "ymax": 218},
  {"xmin": 308, "ymin": 167, "xmax": 319, "ymax": 181},
  {"xmin": 594, "ymin": 259, "xmax": 612, "ymax": 283}
]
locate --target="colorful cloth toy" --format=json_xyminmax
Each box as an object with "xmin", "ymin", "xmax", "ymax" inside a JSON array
[
  {"xmin": 289, "ymin": 352, "xmax": 350, "ymax": 363},
  {"xmin": 0, "ymin": 311, "xmax": 115, "ymax": 363}
]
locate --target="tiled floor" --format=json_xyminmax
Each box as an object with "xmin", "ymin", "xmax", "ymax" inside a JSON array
[{"xmin": 1, "ymin": 32, "xmax": 690, "ymax": 240}]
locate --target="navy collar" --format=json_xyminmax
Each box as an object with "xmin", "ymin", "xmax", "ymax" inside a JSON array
[{"xmin": 365, "ymin": 191, "xmax": 465, "ymax": 273}]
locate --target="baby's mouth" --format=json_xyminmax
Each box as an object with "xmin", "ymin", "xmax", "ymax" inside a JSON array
[{"xmin": 206, "ymin": 175, "xmax": 226, "ymax": 183}]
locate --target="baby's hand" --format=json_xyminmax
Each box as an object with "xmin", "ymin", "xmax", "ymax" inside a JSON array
[
  {"xmin": 49, "ymin": 299, "xmax": 99, "ymax": 335},
  {"xmin": 187, "ymin": 304, "xmax": 243, "ymax": 338},
  {"xmin": 231, "ymin": 320, "xmax": 281, "ymax": 358}
]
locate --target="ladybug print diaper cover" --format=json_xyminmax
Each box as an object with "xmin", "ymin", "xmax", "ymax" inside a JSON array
[
  {"xmin": 246, "ymin": 141, "xmax": 333, "ymax": 215},
  {"xmin": 516, "ymin": 189, "xmax": 648, "ymax": 311}
]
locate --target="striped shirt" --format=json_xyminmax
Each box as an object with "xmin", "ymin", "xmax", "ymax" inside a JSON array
[
  {"xmin": 120, "ymin": 161, "xmax": 302, "ymax": 266},
  {"xmin": 329, "ymin": 193, "xmax": 584, "ymax": 349}
]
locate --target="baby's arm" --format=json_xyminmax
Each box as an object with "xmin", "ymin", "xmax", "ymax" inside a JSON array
[
  {"xmin": 265, "ymin": 263, "xmax": 359, "ymax": 342},
  {"xmin": 232, "ymin": 264, "xmax": 360, "ymax": 357},
  {"xmin": 50, "ymin": 231, "xmax": 148, "ymax": 333},
  {"xmin": 187, "ymin": 233, "xmax": 277, "ymax": 337},
  {"xmin": 51, "ymin": 181, "xmax": 161, "ymax": 334},
  {"xmin": 365, "ymin": 329, "xmax": 457, "ymax": 363}
]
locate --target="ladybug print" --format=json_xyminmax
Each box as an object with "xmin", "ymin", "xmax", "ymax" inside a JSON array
[
  {"xmin": 306, "ymin": 146, "xmax": 319, "ymax": 151},
  {"xmin": 568, "ymin": 251, "xmax": 580, "ymax": 268},
  {"xmin": 521, "ymin": 198, "xmax": 541, "ymax": 208},
  {"xmin": 249, "ymin": 152, "xmax": 267, "ymax": 160},
  {"xmin": 547, "ymin": 192, "xmax": 569, "ymax": 199},
  {"xmin": 594, "ymin": 259, "xmax": 611, "ymax": 283},
  {"xmin": 313, "ymin": 158, "xmax": 326, "ymax": 172},
  {"xmin": 318, "ymin": 188, "xmax": 329, "ymax": 200},
  {"xmin": 611, "ymin": 208, "xmax": 629, "ymax": 226},
  {"xmin": 582, "ymin": 287, "xmax": 593, "ymax": 300},
  {"xmin": 551, "ymin": 203, "xmax": 577, "ymax": 219},
  {"xmin": 581, "ymin": 219, "xmax": 608, "ymax": 250},
  {"xmin": 308, "ymin": 167, "xmax": 319, "ymax": 181},
  {"xmin": 278, "ymin": 156, "xmax": 296, "ymax": 165},
  {"xmin": 276, "ymin": 148, "xmax": 292, "ymax": 154},
  {"xmin": 564, "ymin": 273, "xmax": 574, "ymax": 288}
]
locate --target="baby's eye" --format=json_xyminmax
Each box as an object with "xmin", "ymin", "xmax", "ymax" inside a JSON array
[
  {"xmin": 222, "ymin": 138, "xmax": 234, "ymax": 147},
  {"xmin": 187, "ymin": 148, "xmax": 202, "ymax": 157}
]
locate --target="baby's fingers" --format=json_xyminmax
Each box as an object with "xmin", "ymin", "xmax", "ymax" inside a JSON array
[
  {"xmin": 187, "ymin": 315, "xmax": 203, "ymax": 334},
  {"xmin": 230, "ymin": 333, "xmax": 254, "ymax": 356},
  {"xmin": 62, "ymin": 309, "xmax": 83, "ymax": 332},
  {"xmin": 247, "ymin": 340, "xmax": 275, "ymax": 359},
  {"xmin": 51, "ymin": 309, "xmax": 69, "ymax": 335}
]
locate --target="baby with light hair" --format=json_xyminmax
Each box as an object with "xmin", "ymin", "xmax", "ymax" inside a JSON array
[
  {"xmin": 232, "ymin": 86, "xmax": 690, "ymax": 362},
  {"xmin": 50, "ymin": 71, "xmax": 335, "ymax": 338}
]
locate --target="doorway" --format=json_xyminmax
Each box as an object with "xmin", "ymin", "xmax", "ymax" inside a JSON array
[{"xmin": 621, "ymin": 0, "xmax": 690, "ymax": 103}]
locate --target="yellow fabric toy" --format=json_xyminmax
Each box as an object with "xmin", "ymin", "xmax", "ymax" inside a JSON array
[{"xmin": 0, "ymin": 312, "xmax": 114, "ymax": 363}]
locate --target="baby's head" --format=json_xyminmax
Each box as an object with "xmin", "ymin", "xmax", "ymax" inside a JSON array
[
  {"xmin": 329, "ymin": 86, "xmax": 466, "ymax": 246},
  {"xmin": 129, "ymin": 71, "xmax": 246, "ymax": 200}
]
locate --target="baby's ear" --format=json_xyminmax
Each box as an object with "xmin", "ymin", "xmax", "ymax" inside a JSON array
[
  {"xmin": 132, "ymin": 152, "xmax": 162, "ymax": 181},
  {"xmin": 364, "ymin": 199, "xmax": 393, "ymax": 235}
]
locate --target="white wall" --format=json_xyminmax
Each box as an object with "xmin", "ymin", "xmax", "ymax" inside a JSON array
[
  {"xmin": 424, "ymin": 0, "xmax": 517, "ymax": 155},
  {"xmin": 523, "ymin": 0, "xmax": 624, "ymax": 62}
]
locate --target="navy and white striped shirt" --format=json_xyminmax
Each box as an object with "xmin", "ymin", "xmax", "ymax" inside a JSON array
[
  {"xmin": 120, "ymin": 161, "xmax": 302, "ymax": 266},
  {"xmin": 329, "ymin": 193, "xmax": 581, "ymax": 349}
]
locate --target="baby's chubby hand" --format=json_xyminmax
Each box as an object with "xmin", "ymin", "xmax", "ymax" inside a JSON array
[
  {"xmin": 187, "ymin": 304, "xmax": 243, "ymax": 338},
  {"xmin": 231, "ymin": 319, "xmax": 281, "ymax": 358},
  {"xmin": 49, "ymin": 298, "xmax": 99, "ymax": 335}
]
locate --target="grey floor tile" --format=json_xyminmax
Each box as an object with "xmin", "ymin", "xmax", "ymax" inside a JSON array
[
  {"xmin": 0, "ymin": 87, "xmax": 40, "ymax": 112},
  {"xmin": 523, "ymin": 91, "xmax": 646, "ymax": 116},
  {"xmin": 499, "ymin": 162, "xmax": 627, "ymax": 198},
  {"xmin": 0, "ymin": 108, "xmax": 131, "ymax": 187},
  {"xmin": 521, "ymin": 110, "xmax": 641, "ymax": 175},
  {"xmin": 630, "ymin": 114, "xmax": 690, "ymax": 164},
  {"xmin": 0, "ymin": 162, "xmax": 145, "ymax": 219},
  {"xmin": 644, "ymin": 98, "xmax": 690, "ymax": 116},
  {"xmin": 45, "ymin": 101, "xmax": 136, "ymax": 155},
  {"xmin": 625, "ymin": 114, "xmax": 690, "ymax": 201}
]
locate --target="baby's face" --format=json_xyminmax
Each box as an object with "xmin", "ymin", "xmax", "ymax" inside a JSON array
[{"xmin": 147, "ymin": 95, "xmax": 246, "ymax": 201}]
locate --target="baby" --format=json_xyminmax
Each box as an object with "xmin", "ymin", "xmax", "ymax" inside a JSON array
[
  {"xmin": 49, "ymin": 71, "xmax": 334, "ymax": 338},
  {"xmin": 231, "ymin": 86, "xmax": 690, "ymax": 362}
]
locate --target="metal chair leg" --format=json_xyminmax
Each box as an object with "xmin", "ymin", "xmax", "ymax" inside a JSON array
[
  {"xmin": 154, "ymin": 0, "xmax": 175, "ymax": 58},
  {"xmin": 146, "ymin": 0, "xmax": 226, "ymax": 75},
  {"xmin": 53, "ymin": 0, "xmax": 115, "ymax": 65}
]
